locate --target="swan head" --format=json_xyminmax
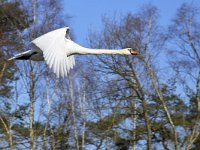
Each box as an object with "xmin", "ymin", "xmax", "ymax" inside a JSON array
[{"xmin": 123, "ymin": 48, "xmax": 140, "ymax": 55}]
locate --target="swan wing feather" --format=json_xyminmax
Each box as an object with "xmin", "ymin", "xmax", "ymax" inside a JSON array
[{"xmin": 31, "ymin": 27, "xmax": 75, "ymax": 77}]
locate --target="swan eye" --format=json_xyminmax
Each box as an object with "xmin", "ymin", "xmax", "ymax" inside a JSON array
[{"xmin": 128, "ymin": 48, "xmax": 133, "ymax": 53}]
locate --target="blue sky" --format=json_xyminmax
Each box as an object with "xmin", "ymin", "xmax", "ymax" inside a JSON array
[{"xmin": 63, "ymin": 0, "xmax": 200, "ymax": 46}]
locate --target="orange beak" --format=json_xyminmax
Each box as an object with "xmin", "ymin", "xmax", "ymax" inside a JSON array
[{"xmin": 130, "ymin": 50, "xmax": 140, "ymax": 55}]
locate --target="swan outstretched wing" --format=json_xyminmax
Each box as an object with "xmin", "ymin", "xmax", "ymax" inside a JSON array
[{"xmin": 31, "ymin": 27, "xmax": 75, "ymax": 77}]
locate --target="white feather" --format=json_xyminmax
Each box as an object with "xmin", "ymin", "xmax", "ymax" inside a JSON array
[
  {"xmin": 8, "ymin": 50, "xmax": 33, "ymax": 60},
  {"xmin": 31, "ymin": 27, "xmax": 75, "ymax": 77},
  {"xmin": 9, "ymin": 27, "xmax": 139, "ymax": 78}
]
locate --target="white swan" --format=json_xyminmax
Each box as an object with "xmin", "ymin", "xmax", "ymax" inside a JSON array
[{"xmin": 9, "ymin": 27, "xmax": 139, "ymax": 77}]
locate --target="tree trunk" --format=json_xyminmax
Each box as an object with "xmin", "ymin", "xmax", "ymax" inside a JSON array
[
  {"xmin": 29, "ymin": 62, "xmax": 35, "ymax": 150},
  {"xmin": 144, "ymin": 61, "xmax": 178, "ymax": 150},
  {"xmin": 29, "ymin": 0, "xmax": 36, "ymax": 148},
  {"xmin": 131, "ymin": 70, "xmax": 152, "ymax": 150},
  {"xmin": 130, "ymin": 94, "xmax": 137, "ymax": 150},
  {"xmin": 42, "ymin": 68, "xmax": 51, "ymax": 150},
  {"xmin": 79, "ymin": 79, "xmax": 86, "ymax": 150},
  {"xmin": 69, "ymin": 76, "xmax": 79, "ymax": 150},
  {"xmin": 51, "ymin": 129, "xmax": 56, "ymax": 150},
  {"xmin": 186, "ymin": 71, "xmax": 200, "ymax": 150},
  {"xmin": 0, "ymin": 62, "xmax": 7, "ymax": 83},
  {"xmin": 8, "ymin": 125, "xmax": 14, "ymax": 150}
]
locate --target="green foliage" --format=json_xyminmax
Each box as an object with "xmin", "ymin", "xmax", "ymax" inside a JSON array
[
  {"xmin": 0, "ymin": 51, "xmax": 17, "ymax": 98},
  {"xmin": 0, "ymin": 1, "xmax": 29, "ymax": 35},
  {"xmin": 0, "ymin": 1, "xmax": 30, "ymax": 149},
  {"xmin": 191, "ymin": 135, "xmax": 200, "ymax": 150},
  {"xmin": 88, "ymin": 113, "xmax": 127, "ymax": 131},
  {"xmin": 0, "ymin": 1, "xmax": 30, "ymax": 99}
]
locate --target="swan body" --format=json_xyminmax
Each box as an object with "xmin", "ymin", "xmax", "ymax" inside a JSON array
[{"xmin": 9, "ymin": 27, "xmax": 139, "ymax": 77}]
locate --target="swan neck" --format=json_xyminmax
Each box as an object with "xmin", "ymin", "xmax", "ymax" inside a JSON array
[{"xmin": 80, "ymin": 48, "xmax": 125, "ymax": 55}]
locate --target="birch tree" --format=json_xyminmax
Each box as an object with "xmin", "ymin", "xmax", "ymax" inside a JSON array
[{"xmin": 168, "ymin": 3, "xmax": 200, "ymax": 149}]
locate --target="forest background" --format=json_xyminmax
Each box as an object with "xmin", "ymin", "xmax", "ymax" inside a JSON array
[{"xmin": 0, "ymin": 0, "xmax": 200, "ymax": 149}]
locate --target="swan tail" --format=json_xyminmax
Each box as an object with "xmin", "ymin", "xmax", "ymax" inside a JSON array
[{"xmin": 8, "ymin": 50, "xmax": 35, "ymax": 61}]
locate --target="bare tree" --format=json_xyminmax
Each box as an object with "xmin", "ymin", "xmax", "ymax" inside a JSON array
[
  {"xmin": 168, "ymin": 3, "xmax": 200, "ymax": 149},
  {"xmin": 86, "ymin": 5, "xmax": 183, "ymax": 150},
  {"xmin": 87, "ymin": 11, "xmax": 155, "ymax": 150}
]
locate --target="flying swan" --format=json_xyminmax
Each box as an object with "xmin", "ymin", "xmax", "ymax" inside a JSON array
[{"xmin": 9, "ymin": 27, "xmax": 140, "ymax": 77}]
